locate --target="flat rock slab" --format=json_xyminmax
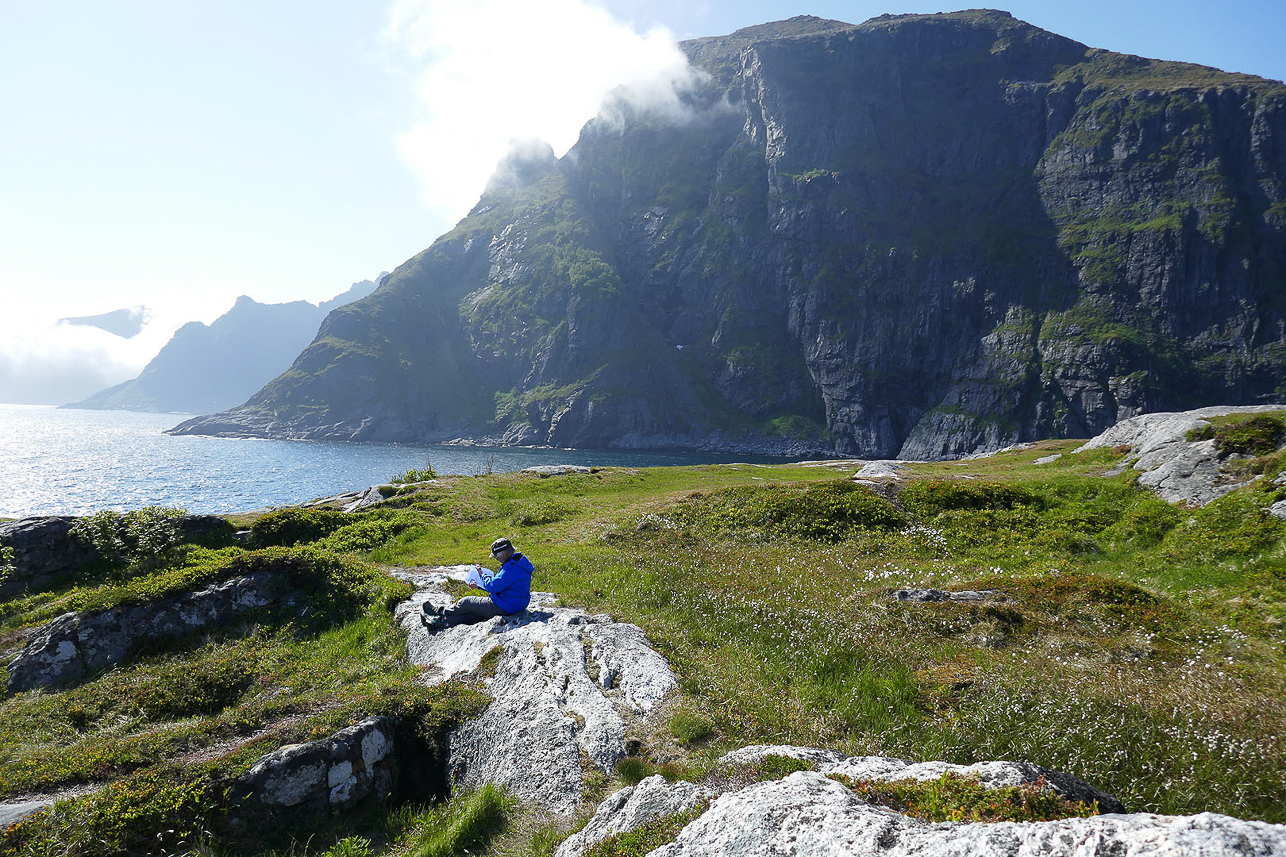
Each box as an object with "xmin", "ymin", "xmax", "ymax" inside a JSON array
[
  {"xmin": 560, "ymin": 748, "xmax": 1278, "ymax": 857},
  {"xmin": 852, "ymin": 461, "xmax": 906, "ymax": 482},
  {"xmin": 650, "ymin": 772, "xmax": 1285, "ymax": 857},
  {"xmin": 393, "ymin": 566, "xmax": 676, "ymax": 814},
  {"xmin": 1077, "ymin": 406, "xmax": 1284, "ymax": 506},
  {"xmin": 890, "ymin": 589, "xmax": 1005, "ymax": 604},
  {"xmin": 0, "ymin": 797, "xmax": 57, "ymax": 828},
  {"xmin": 717, "ymin": 745, "xmax": 1123, "ymax": 813},
  {"xmin": 522, "ymin": 465, "xmax": 593, "ymax": 477}
]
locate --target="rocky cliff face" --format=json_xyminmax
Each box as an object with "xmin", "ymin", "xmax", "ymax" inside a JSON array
[{"xmin": 170, "ymin": 11, "xmax": 1286, "ymax": 458}]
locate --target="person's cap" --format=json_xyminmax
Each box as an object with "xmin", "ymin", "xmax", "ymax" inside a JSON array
[{"xmin": 491, "ymin": 537, "xmax": 513, "ymax": 555}]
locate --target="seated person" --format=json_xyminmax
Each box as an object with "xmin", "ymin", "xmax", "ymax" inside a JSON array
[{"xmin": 423, "ymin": 537, "xmax": 533, "ymax": 631}]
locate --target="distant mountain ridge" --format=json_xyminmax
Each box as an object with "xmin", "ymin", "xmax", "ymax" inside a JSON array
[
  {"xmin": 170, "ymin": 11, "xmax": 1286, "ymax": 457},
  {"xmin": 69, "ymin": 276, "xmax": 385, "ymax": 414}
]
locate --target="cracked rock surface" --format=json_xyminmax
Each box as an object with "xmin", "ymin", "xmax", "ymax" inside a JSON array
[
  {"xmin": 393, "ymin": 566, "xmax": 676, "ymax": 814},
  {"xmin": 559, "ymin": 749, "xmax": 1281, "ymax": 857},
  {"xmin": 1077, "ymin": 406, "xmax": 1283, "ymax": 506}
]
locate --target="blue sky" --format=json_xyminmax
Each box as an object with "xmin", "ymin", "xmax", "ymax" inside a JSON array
[{"xmin": 1, "ymin": 1, "xmax": 1283, "ymax": 403}]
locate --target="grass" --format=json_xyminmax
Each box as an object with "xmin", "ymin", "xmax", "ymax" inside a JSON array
[{"xmin": 4, "ymin": 445, "xmax": 1286, "ymax": 853}]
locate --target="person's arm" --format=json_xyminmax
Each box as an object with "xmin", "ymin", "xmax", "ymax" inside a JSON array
[{"xmin": 484, "ymin": 563, "xmax": 515, "ymax": 595}]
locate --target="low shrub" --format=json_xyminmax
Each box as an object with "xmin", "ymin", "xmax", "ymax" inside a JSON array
[
  {"xmin": 0, "ymin": 767, "xmax": 217, "ymax": 856},
  {"xmin": 900, "ymin": 479, "xmax": 1040, "ymax": 518},
  {"xmin": 1187, "ymin": 414, "xmax": 1286, "ymax": 456},
  {"xmin": 68, "ymin": 545, "xmax": 404, "ymax": 633},
  {"xmin": 829, "ymin": 771, "xmax": 1100, "ymax": 822},
  {"xmin": 670, "ymin": 481, "xmax": 905, "ymax": 542},
  {"xmin": 1160, "ymin": 490, "xmax": 1284, "ymax": 564},
  {"xmin": 250, "ymin": 507, "xmax": 350, "ymax": 547},
  {"xmin": 319, "ymin": 512, "xmax": 423, "ymax": 553},
  {"xmin": 69, "ymin": 506, "xmax": 189, "ymax": 576},
  {"xmin": 748, "ymin": 754, "xmax": 812, "ymax": 781},
  {"xmin": 393, "ymin": 462, "xmax": 439, "ymax": 483},
  {"xmin": 615, "ymin": 756, "xmax": 653, "ymax": 785},
  {"xmin": 669, "ymin": 709, "xmax": 715, "ymax": 745}
]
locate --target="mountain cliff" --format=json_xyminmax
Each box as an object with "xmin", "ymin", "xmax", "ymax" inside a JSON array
[
  {"xmin": 170, "ymin": 11, "xmax": 1286, "ymax": 458},
  {"xmin": 71, "ymin": 277, "xmax": 383, "ymax": 414}
]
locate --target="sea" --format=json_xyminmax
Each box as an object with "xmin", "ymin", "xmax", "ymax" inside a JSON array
[{"xmin": 0, "ymin": 404, "xmax": 793, "ymax": 519}]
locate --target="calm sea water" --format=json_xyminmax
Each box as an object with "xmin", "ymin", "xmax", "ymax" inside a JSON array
[{"xmin": 0, "ymin": 404, "xmax": 793, "ymax": 518}]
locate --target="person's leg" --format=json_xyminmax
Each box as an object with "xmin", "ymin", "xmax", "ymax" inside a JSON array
[{"xmin": 442, "ymin": 595, "xmax": 506, "ymax": 627}]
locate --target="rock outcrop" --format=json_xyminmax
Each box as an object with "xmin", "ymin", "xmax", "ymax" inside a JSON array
[
  {"xmin": 557, "ymin": 747, "xmax": 1282, "ymax": 857},
  {"xmin": 6, "ymin": 572, "xmax": 291, "ymax": 692},
  {"xmin": 393, "ymin": 566, "xmax": 676, "ymax": 814},
  {"xmin": 0, "ymin": 514, "xmax": 232, "ymax": 598},
  {"xmin": 0, "ymin": 517, "xmax": 97, "ymax": 598},
  {"xmin": 230, "ymin": 717, "xmax": 399, "ymax": 818},
  {"xmin": 170, "ymin": 11, "xmax": 1286, "ymax": 460},
  {"xmin": 1076, "ymin": 405, "xmax": 1285, "ymax": 505},
  {"xmin": 648, "ymin": 773, "xmax": 1283, "ymax": 857}
]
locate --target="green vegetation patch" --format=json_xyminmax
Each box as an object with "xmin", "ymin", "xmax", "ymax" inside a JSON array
[
  {"xmin": 1187, "ymin": 413, "xmax": 1286, "ymax": 457},
  {"xmin": 250, "ymin": 507, "xmax": 352, "ymax": 547},
  {"xmin": 900, "ymin": 479, "xmax": 1040, "ymax": 517},
  {"xmin": 665, "ymin": 480, "xmax": 905, "ymax": 542},
  {"xmin": 583, "ymin": 804, "xmax": 707, "ymax": 857},
  {"xmin": 829, "ymin": 771, "xmax": 1100, "ymax": 822}
]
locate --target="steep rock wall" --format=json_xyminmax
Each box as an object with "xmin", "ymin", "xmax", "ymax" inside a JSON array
[{"xmin": 170, "ymin": 12, "xmax": 1286, "ymax": 458}]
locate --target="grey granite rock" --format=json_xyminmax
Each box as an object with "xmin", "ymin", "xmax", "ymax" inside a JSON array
[
  {"xmin": 890, "ymin": 589, "xmax": 1005, "ymax": 603},
  {"xmin": 1077, "ymin": 406, "xmax": 1286, "ymax": 506},
  {"xmin": 643, "ymin": 772, "xmax": 1286, "ymax": 857},
  {"xmin": 554, "ymin": 775, "xmax": 712, "ymax": 857},
  {"xmin": 0, "ymin": 797, "xmax": 57, "ymax": 828},
  {"xmin": 0, "ymin": 516, "xmax": 96, "ymax": 598},
  {"xmin": 823, "ymin": 757, "xmax": 1124, "ymax": 814},
  {"xmin": 0, "ymin": 514, "xmax": 232, "ymax": 599},
  {"xmin": 232, "ymin": 716, "xmax": 396, "ymax": 816},
  {"xmin": 717, "ymin": 745, "xmax": 849, "ymax": 770},
  {"xmin": 393, "ymin": 566, "xmax": 676, "ymax": 814},
  {"xmin": 6, "ymin": 571, "xmax": 288, "ymax": 692},
  {"xmin": 715, "ymin": 745, "xmax": 1121, "ymax": 814},
  {"xmin": 852, "ymin": 461, "xmax": 906, "ymax": 482},
  {"xmin": 522, "ymin": 465, "xmax": 593, "ymax": 478}
]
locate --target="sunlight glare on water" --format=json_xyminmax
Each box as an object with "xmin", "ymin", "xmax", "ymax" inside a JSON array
[{"xmin": 0, "ymin": 404, "xmax": 790, "ymax": 517}]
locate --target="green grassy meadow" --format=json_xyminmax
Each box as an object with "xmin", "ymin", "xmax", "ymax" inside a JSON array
[{"xmin": 3, "ymin": 437, "xmax": 1286, "ymax": 855}]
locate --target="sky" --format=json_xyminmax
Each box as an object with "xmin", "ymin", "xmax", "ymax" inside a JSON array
[{"xmin": 1, "ymin": 0, "xmax": 1284, "ymax": 404}]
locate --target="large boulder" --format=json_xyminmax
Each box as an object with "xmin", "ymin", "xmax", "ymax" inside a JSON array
[
  {"xmin": 230, "ymin": 717, "xmax": 399, "ymax": 817},
  {"xmin": 6, "ymin": 571, "xmax": 291, "ymax": 692},
  {"xmin": 394, "ymin": 566, "xmax": 677, "ymax": 814},
  {"xmin": 1077, "ymin": 406, "xmax": 1286, "ymax": 505},
  {"xmin": 0, "ymin": 517, "xmax": 97, "ymax": 598}
]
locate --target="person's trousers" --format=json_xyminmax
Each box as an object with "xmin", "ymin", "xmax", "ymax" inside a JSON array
[{"xmin": 442, "ymin": 595, "xmax": 509, "ymax": 627}]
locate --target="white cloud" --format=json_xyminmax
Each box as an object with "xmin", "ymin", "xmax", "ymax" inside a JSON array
[
  {"xmin": 385, "ymin": 0, "xmax": 698, "ymax": 224},
  {"xmin": 0, "ymin": 289, "xmax": 236, "ymax": 405}
]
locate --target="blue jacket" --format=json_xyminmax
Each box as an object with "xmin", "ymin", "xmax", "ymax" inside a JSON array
[{"xmin": 484, "ymin": 552, "xmax": 533, "ymax": 613}]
